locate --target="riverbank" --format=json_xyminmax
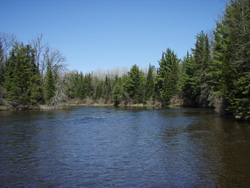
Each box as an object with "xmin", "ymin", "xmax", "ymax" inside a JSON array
[
  {"xmin": 0, "ymin": 106, "xmax": 7, "ymax": 111},
  {"xmin": 0, "ymin": 104, "xmax": 66, "ymax": 111},
  {"xmin": 0, "ymin": 103, "xmax": 156, "ymax": 111},
  {"xmin": 0, "ymin": 98, "xmax": 199, "ymax": 111},
  {"xmin": 66, "ymin": 103, "xmax": 161, "ymax": 108},
  {"xmin": 1, "ymin": 102, "xmax": 248, "ymax": 122}
]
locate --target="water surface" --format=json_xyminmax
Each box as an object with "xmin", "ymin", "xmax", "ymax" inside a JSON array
[{"xmin": 0, "ymin": 107, "xmax": 250, "ymax": 187}]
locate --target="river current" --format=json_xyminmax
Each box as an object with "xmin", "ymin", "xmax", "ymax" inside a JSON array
[{"xmin": 0, "ymin": 107, "xmax": 250, "ymax": 187}]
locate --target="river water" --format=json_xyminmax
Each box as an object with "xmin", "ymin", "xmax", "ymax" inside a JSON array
[{"xmin": 0, "ymin": 107, "xmax": 250, "ymax": 187}]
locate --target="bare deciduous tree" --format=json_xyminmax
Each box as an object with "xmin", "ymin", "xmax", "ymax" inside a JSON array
[
  {"xmin": 31, "ymin": 34, "xmax": 67, "ymax": 78},
  {"xmin": 50, "ymin": 72, "xmax": 69, "ymax": 106},
  {"xmin": 0, "ymin": 33, "xmax": 16, "ymax": 62},
  {"xmin": 43, "ymin": 45, "xmax": 67, "ymax": 106},
  {"xmin": 43, "ymin": 45, "xmax": 67, "ymax": 75},
  {"xmin": 31, "ymin": 33, "xmax": 47, "ymax": 73}
]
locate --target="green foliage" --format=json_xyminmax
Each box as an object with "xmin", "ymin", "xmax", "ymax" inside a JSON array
[
  {"xmin": 179, "ymin": 52, "xmax": 197, "ymax": 106},
  {"xmin": 212, "ymin": 0, "xmax": 250, "ymax": 119},
  {"xmin": 0, "ymin": 0, "xmax": 249, "ymax": 122},
  {"xmin": 145, "ymin": 64, "xmax": 155, "ymax": 101},
  {"xmin": 157, "ymin": 48, "xmax": 180, "ymax": 105},
  {"xmin": 94, "ymin": 79, "xmax": 103, "ymax": 100},
  {"xmin": 84, "ymin": 73, "xmax": 93, "ymax": 97},
  {"xmin": 192, "ymin": 31, "xmax": 213, "ymax": 107},
  {"xmin": 3, "ymin": 42, "xmax": 42, "ymax": 105},
  {"xmin": 45, "ymin": 61, "xmax": 55, "ymax": 104},
  {"xmin": 76, "ymin": 72, "xmax": 84, "ymax": 99},
  {"xmin": 123, "ymin": 65, "xmax": 145, "ymax": 104},
  {"xmin": 28, "ymin": 74, "xmax": 43, "ymax": 105},
  {"xmin": 113, "ymin": 83, "xmax": 122, "ymax": 106},
  {"xmin": 104, "ymin": 75, "xmax": 112, "ymax": 101},
  {"xmin": 0, "ymin": 40, "xmax": 4, "ymax": 87}
]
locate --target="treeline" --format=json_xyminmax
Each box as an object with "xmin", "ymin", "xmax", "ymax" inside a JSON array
[
  {"xmin": 0, "ymin": 0, "xmax": 250, "ymax": 120},
  {"xmin": 0, "ymin": 34, "xmax": 67, "ymax": 108}
]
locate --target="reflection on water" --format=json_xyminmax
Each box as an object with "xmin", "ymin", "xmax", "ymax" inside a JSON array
[{"xmin": 0, "ymin": 107, "xmax": 250, "ymax": 187}]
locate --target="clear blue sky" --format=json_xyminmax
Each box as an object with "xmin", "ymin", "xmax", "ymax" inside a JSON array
[{"xmin": 1, "ymin": 0, "xmax": 225, "ymax": 73}]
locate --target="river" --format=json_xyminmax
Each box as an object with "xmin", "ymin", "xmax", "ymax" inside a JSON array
[{"xmin": 0, "ymin": 107, "xmax": 250, "ymax": 187}]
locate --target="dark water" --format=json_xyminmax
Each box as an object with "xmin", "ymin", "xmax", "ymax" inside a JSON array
[{"xmin": 0, "ymin": 107, "xmax": 250, "ymax": 187}]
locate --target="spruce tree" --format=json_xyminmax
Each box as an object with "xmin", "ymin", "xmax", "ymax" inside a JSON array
[
  {"xmin": 84, "ymin": 73, "xmax": 93, "ymax": 98},
  {"xmin": 28, "ymin": 73, "xmax": 43, "ymax": 105},
  {"xmin": 145, "ymin": 64, "xmax": 155, "ymax": 101},
  {"xmin": 156, "ymin": 48, "xmax": 180, "ymax": 105},
  {"xmin": 0, "ymin": 40, "xmax": 5, "ymax": 105},
  {"xmin": 94, "ymin": 80, "xmax": 103, "ymax": 100},
  {"xmin": 45, "ymin": 61, "xmax": 55, "ymax": 104},
  {"xmin": 113, "ymin": 83, "xmax": 122, "ymax": 106},
  {"xmin": 212, "ymin": 0, "xmax": 250, "ymax": 119},
  {"xmin": 0, "ymin": 40, "xmax": 4, "ymax": 86},
  {"xmin": 76, "ymin": 72, "xmax": 85, "ymax": 99},
  {"xmin": 104, "ymin": 75, "xmax": 111, "ymax": 101},
  {"xmin": 192, "ymin": 31, "xmax": 213, "ymax": 107},
  {"xmin": 123, "ymin": 64, "xmax": 145, "ymax": 103},
  {"xmin": 4, "ymin": 43, "xmax": 41, "ymax": 105},
  {"xmin": 180, "ymin": 52, "xmax": 197, "ymax": 106}
]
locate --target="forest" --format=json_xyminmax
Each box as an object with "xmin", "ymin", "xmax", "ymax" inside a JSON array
[{"xmin": 0, "ymin": 0, "xmax": 249, "ymax": 121}]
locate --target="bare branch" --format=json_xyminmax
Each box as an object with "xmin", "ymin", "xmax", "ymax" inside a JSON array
[
  {"xmin": 31, "ymin": 33, "xmax": 47, "ymax": 72},
  {"xmin": 42, "ymin": 45, "xmax": 67, "ymax": 77},
  {"xmin": 0, "ymin": 33, "xmax": 16, "ymax": 60}
]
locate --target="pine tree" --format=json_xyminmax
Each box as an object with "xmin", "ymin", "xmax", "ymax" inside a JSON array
[
  {"xmin": 156, "ymin": 48, "xmax": 180, "ymax": 105},
  {"xmin": 123, "ymin": 64, "xmax": 145, "ymax": 103},
  {"xmin": 0, "ymin": 40, "xmax": 4, "ymax": 86},
  {"xmin": 77, "ymin": 72, "xmax": 85, "ymax": 99},
  {"xmin": 28, "ymin": 73, "xmax": 43, "ymax": 105},
  {"xmin": 0, "ymin": 40, "xmax": 5, "ymax": 105},
  {"xmin": 191, "ymin": 31, "xmax": 213, "ymax": 107},
  {"xmin": 4, "ymin": 43, "xmax": 41, "ymax": 105},
  {"xmin": 45, "ymin": 61, "xmax": 55, "ymax": 104},
  {"xmin": 113, "ymin": 83, "xmax": 122, "ymax": 106},
  {"xmin": 94, "ymin": 80, "xmax": 103, "ymax": 100},
  {"xmin": 180, "ymin": 52, "xmax": 197, "ymax": 106},
  {"xmin": 103, "ymin": 75, "xmax": 111, "ymax": 101},
  {"xmin": 145, "ymin": 64, "xmax": 155, "ymax": 101},
  {"xmin": 212, "ymin": 0, "xmax": 250, "ymax": 119}
]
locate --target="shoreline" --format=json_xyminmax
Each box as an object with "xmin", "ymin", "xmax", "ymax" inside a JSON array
[
  {"xmin": 1, "ymin": 103, "xmax": 248, "ymax": 122},
  {"xmin": 66, "ymin": 103, "xmax": 162, "ymax": 108},
  {"xmin": 0, "ymin": 104, "xmax": 66, "ymax": 111},
  {"xmin": 0, "ymin": 103, "xmax": 164, "ymax": 111}
]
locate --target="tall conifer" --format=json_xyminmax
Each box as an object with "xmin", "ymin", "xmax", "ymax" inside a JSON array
[{"xmin": 45, "ymin": 61, "xmax": 55, "ymax": 104}]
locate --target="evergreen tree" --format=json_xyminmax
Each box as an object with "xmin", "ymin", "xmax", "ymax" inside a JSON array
[
  {"xmin": 45, "ymin": 61, "xmax": 55, "ymax": 104},
  {"xmin": 94, "ymin": 80, "xmax": 103, "ymax": 100},
  {"xmin": 77, "ymin": 72, "xmax": 85, "ymax": 99},
  {"xmin": 0, "ymin": 40, "xmax": 5, "ymax": 105},
  {"xmin": 0, "ymin": 40, "xmax": 4, "ymax": 87},
  {"xmin": 113, "ymin": 83, "xmax": 122, "ymax": 106},
  {"xmin": 28, "ymin": 73, "xmax": 43, "ymax": 105},
  {"xmin": 123, "ymin": 65, "xmax": 145, "ymax": 103},
  {"xmin": 66, "ymin": 72, "xmax": 80, "ymax": 99},
  {"xmin": 145, "ymin": 64, "xmax": 155, "ymax": 101},
  {"xmin": 103, "ymin": 75, "xmax": 112, "ymax": 101},
  {"xmin": 209, "ymin": 21, "xmax": 227, "ymax": 93},
  {"xmin": 156, "ymin": 48, "xmax": 180, "ymax": 105},
  {"xmin": 192, "ymin": 31, "xmax": 213, "ymax": 107},
  {"xmin": 4, "ymin": 43, "xmax": 41, "ymax": 105},
  {"xmin": 179, "ymin": 52, "xmax": 197, "ymax": 106},
  {"xmin": 212, "ymin": 0, "xmax": 250, "ymax": 119}
]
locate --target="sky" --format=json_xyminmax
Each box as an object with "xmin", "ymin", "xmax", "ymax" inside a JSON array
[{"xmin": 1, "ymin": 0, "xmax": 226, "ymax": 74}]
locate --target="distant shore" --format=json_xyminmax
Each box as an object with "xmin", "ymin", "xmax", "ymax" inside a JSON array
[
  {"xmin": 0, "ymin": 102, "xmax": 163, "ymax": 111},
  {"xmin": 0, "ymin": 105, "xmax": 65, "ymax": 111}
]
